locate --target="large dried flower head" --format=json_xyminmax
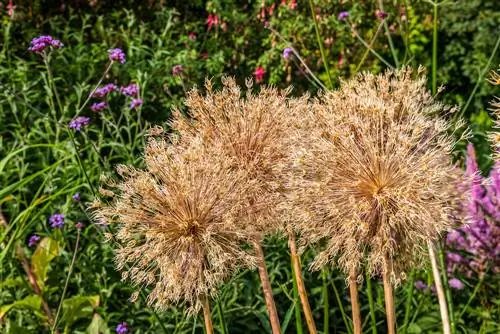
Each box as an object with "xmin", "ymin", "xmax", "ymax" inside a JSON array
[
  {"xmin": 169, "ymin": 77, "xmax": 304, "ymax": 235},
  {"xmin": 93, "ymin": 141, "xmax": 256, "ymax": 312},
  {"xmin": 287, "ymin": 67, "xmax": 464, "ymax": 283}
]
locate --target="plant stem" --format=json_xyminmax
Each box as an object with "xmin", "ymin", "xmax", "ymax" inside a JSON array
[
  {"xmin": 201, "ymin": 295, "xmax": 214, "ymax": 334},
  {"xmin": 330, "ymin": 274, "xmax": 352, "ymax": 334},
  {"xmin": 67, "ymin": 129, "xmax": 96, "ymax": 197},
  {"xmin": 289, "ymin": 233, "xmax": 317, "ymax": 334},
  {"xmin": 291, "ymin": 260, "xmax": 304, "ymax": 334},
  {"xmin": 355, "ymin": 19, "xmax": 386, "ymax": 72},
  {"xmin": 431, "ymin": 1, "xmax": 438, "ymax": 94},
  {"xmin": 321, "ymin": 269, "xmax": 329, "ymax": 334},
  {"xmin": 428, "ymin": 241, "xmax": 451, "ymax": 334},
  {"xmin": 377, "ymin": 0, "xmax": 399, "ymax": 67},
  {"xmin": 216, "ymin": 298, "xmax": 228, "ymax": 334},
  {"xmin": 254, "ymin": 237, "xmax": 282, "ymax": 334},
  {"xmin": 438, "ymin": 244, "xmax": 455, "ymax": 333},
  {"xmin": 308, "ymin": 0, "xmax": 333, "ymax": 89},
  {"xmin": 365, "ymin": 269, "xmax": 377, "ymax": 334},
  {"xmin": 349, "ymin": 268, "xmax": 362, "ymax": 334},
  {"xmin": 52, "ymin": 229, "xmax": 81, "ymax": 333},
  {"xmin": 458, "ymin": 272, "xmax": 486, "ymax": 319},
  {"xmin": 401, "ymin": 270, "xmax": 416, "ymax": 334},
  {"xmin": 382, "ymin": 254, "xmax": 396, "ymax": 334}
]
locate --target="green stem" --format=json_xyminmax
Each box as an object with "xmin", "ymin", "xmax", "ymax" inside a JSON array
[
  {"xmin": 355, "ymin": 19, "xmax": 386, "ymax": 73},
  {"xmin": 401, "ymin": 270, "xmax": 416, "ymax": 334},
  {"xmin": 365, "ymin": 270, "xmax": 377, "ymax": 334},
  {"xmin": 52, "ymin": 230, "xmax": 81, "ymax": 333},
  {"xmin": 458, "ymin": 273, "xmax": 486, "ymax": 320},
  {"xmin": 377, "ymin": 0, "xmax": 399, "ymax": 67},
  {"xmin": 431, "ymin": 2, "xmax": 438, "ymax": 94},
  {"xmin": 292, "ymin": 261, "xmax": 304, "ymax": 334},
  {"xmin": 216, "ymin": 299, "xmax": 228, "ymax": 334},
  {"xmin": 308, "ymin": 0, "xmax": 333, "ymax": 89},
  {"xmin": 438, "ymin": 245, "xmax": 455, "ymax": 333},
  {"xmin": 322, "ymin": 269, "xmax": 329, "ymax": 334},
  {"xmin": 67, "ymin": 129, "xmax": 96, "ymax": 197},
  {"xmin": 330, "ymin": 274, "xmax": 353, "ymax": 334},
  {"xmin": 349, "ymin": 22, "xmax": 394, "ymax": 69}
]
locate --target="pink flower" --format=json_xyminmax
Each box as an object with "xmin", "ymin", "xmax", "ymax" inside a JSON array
[
  {"xmin": 254, "ymin": 66, "xmax": 265, "ymax": 83},
  {"xmin": 188, "ymin": 32, "xmax": 197, "ymax": 41},
  {"xmin": 172, "ymin": 65, "xmax": 183, "ymax": 76},
  {"xmin": 7, "ymin": 0, "xmax": 16, "ymax": 17},
  {"xmin": 207, "ymin": 14, "xmax": 219, "ymax": 29}
]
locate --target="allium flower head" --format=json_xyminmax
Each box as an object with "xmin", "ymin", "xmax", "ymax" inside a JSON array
[
  {"xmin": 28, "ymin": 235, "xmax": 41, "ymax": 247},
  {"xmin": 286, "ymin": 67, "xmax": 462, "ymax": 282},
  {"xmin": 93, "ymin": 141, "xmax": 257, "ymax": 312},
  {"xmin": 69, "ymin": 116, "xmax": 90, "ymax": 131},
  {"xmin": 108, "ymin": 48, "xmax": 126, "ymax": 64},
  {"xmin": 49, "ymin": 213, "xmax": 65, "ymax": 228},
  {"xmin": 170, "ymin": 77, "xmax": 300, "ymax": 235}
]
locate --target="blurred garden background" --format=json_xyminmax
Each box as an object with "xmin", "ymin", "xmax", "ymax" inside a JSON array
[{"xmin": 0, "ymin": 0, "xmax": 499, "ymax": 333}]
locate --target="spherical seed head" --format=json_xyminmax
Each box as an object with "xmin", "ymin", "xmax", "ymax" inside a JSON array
[
  {"xmin": 287, "ymin": 67, "xmax": 463, "ymax": 283},
  {"xmin": 93, "ymin": 142, "xmax": 256, "ymax": 313},
  {"xmin": 169, "ymin": 77, "xmax": 302, "ymax": 236}
]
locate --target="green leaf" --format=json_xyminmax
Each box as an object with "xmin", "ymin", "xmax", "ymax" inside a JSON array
[
  {"xmin": 31, "ymin": 237, "xmax": 62, "ymax": 290},
  {"xmin": 60, "ymin": 295, "xmax": 100, "ymax": 329},
  {"xmin": 86, "ymin": 313, "xmax": 110, "ymax": 334},
  {"xmin": 407, "ymin": 323, "xmax": 422, "ymax": 333},
  {"xmin": 0, "ymin": 277, "xmax": 25, "ymax": 289},
  {"xmin": 0, "ymin": 295, "xmax": 43, "ymax": 321}
]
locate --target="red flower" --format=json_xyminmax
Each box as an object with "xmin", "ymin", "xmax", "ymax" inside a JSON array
[
  {"xmin": 254, "ymin": 66, "xmax": 265, "ymax": 83},
  {"xmin": 207, "ymin": 14, "xmax": 219, "ymax": 29}
]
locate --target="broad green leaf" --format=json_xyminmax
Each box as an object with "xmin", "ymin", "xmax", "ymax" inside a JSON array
[
  {"xmin": 86, "ymin": 313, "xmax": 110, "ymax": 334},
  {"xmin": 60, "ymin": 295, "xmax": 100, "ymax": 329},
  {"xmin": 0, "ymin": 295, "xmax": 42, "ymax": 321},
  {"xmin": 0, "ymin": 277, "xmax": 25, "ymax": 289},
  {"xmin": 407, "ymin": 323, "xmax": 422, "ymax": 333},
  {"xmin": 31, "ymin": 237, "xmax": 61, "ymax": 290}
]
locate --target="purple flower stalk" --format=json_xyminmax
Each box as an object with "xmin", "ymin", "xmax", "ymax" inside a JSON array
[
  {"xmin": 116, "ymin": 322, "xmax": 129, "ymax": 334},
  {"xmin": 90, "ymin": 102, "xmax": 107, "ymax": 112},
  {"xmin": 92, "ymin": 84, "xmax": 117, "ymax": 98},
  {"xmin": 130, "ymin": 98, "xmax": 143, "ymax": 110},
  {"xmin": 108, "ymin": 48, "xmax": 126, "ymax": 64},
  {"xmin": 338, "ymin": 11, "xmax": 349, "ymax": 21},
  {"xmin": 49, "ymin": 213, "xmax": 65, "ymax": 229},
  {"xmin": 69, "ymin": 116, "xmax": 91, "ymax": 131},
  {"xmin": 28, "ymin": 235, "xmax": 41, "ymax": 247},
  {"xmin": 172, "ymin": 64, "xmax": 183, "ymax": 76},
  {"xmin": 72, "ymin": 193, "xmax": 81, "ymax": 201},
  {"xmin": 28, "ymin": 35, "xmax": 63, "ymax": 53},
  {"xmin": 120, "ymin": 84, "xmax": 139, "ymax": 97},
  {"xmin": 283, "ymin": 47, "xmax": 293, "ymax": 60}
]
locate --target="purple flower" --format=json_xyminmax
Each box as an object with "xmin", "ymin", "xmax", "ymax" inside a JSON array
[
  {"xmin": 108, "ymin": 48, "xmax": 126, "ymax": 64},
  {"xmin": 69, "ymin": 116, "xmax": 91, "ymax": 131},
  {"xmin": 338, "ymin": 11, "xmax": 349, "ymax": 21},
  {"xmin": 283, "ymin": 47, "xmax": 293, "ymax": 60},
  {"xmin": 447, "ymin": 252, "xmax": 463, "ymax": 264},
  {"xmin": 72, "ymin": 193, "xmax": 81, "ymax": 202},
  {"xmin": 172, "ymin": 64, "xmax": 183, "ymax": 76},
  {"xmin": 92, "ymin": 84, "xmax": 117, "ymax": 98},
  {"xmin": 130, "ymin": 98, "xmax": 143, "ymax": 110},
  {"xmin": 28, "ymin": 235, "xmax": 41, "ymax": 247},
  {"xmin": 375, "ymin": 9, "xmax": 388, "ymax": 19},
  {"xmin": 116, "ymin": 322, "xmax": 129, "ymax": 334},
  {"xmin": 28, "ymin": 35, "xmax": 63, "ymax": 53},
  {"xmin": 414, "ymin": 280, "xmax": 427, "ymax": 291},
  {"xmin": 448, "ymin": 277, "xmax": 465, "ymax": 290},
  {"xmin": 49, "ymin": 213, "xmax": 65, "ymax": 229},
  {"xmin": 75, "ymin": 222, "xmax": 84, "ymax": 230},
  {"xmin": 120, "ymin": 84, "xmax": 139, "ymax": 97},
  {"xmin": 90, "ymin": 102, "xmax": 107, "ymax": 112}
]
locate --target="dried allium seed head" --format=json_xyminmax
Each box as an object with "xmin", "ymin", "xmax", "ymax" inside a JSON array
[
  {"xmin": 286, "ymin": 68, "xmax": 463, "ymax": 283},
  {"xmin": 168, "ymin": 77, "xmax": 305, "ymax": 235},
  {"xmin": 93, "ymin": 142, "xmax": 256, "ymax": 312}
]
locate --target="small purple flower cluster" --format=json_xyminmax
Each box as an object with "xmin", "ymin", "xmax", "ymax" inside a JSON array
[
  {"xmin": 282, "ymin": 47, "xmax": 293, "ymax": 60},
  {"xmin": 28, "ymin": 35, "xmax": 63, "ymax": 53},
  {"xmin": 91, "ymin": 101, "xmax": 107, "ymax": 112},
  {"xmin": 172, "ymin": 64, "xmax": 184, "ymax": 76},
  {"xmin": 49, "ymin": 213, "xmax": 65, "ymax": 229},
  {"xmin": 120, "ymin": 84, "xmax": 139, "ymax": 97},
  {"xmin": 447, "ymin": 143, "xmax": 500, "ymax": 277},
  {"xmin": 338, "ymin": 11, "xmax": 349, "ymax": 21},
  {"xmin": 92, "ymin": 84, "xmax": 117, "ymax": 98},
  {"xmin": 28, "ymin": 235, "xmax": 41, "ymax": 247},
  {"xmin": 108, "ymin": 48, "xmax": 126, "ymax": 64},
  {"xmin": 116, "ymin": 322, "xmax": 129, "ymax": 334},
  {"xmin": 130, "ymin": 98, "xmax": 143, "ymax": 109},
  {"xmin": 69, "ymin": 116, "xmax": 91, "ymax": 131}
]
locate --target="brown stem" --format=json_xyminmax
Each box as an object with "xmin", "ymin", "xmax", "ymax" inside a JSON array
[
  {"xmin": 254, "ymin": 237, "xmax": 282, "ymax": 334},
  {"xmin": 201, "ymin": 295, "xmax": 214, "ymax": 334},
  {"xmin": 348, "ymin": 267, "xmax": 362, "ymax": 334},
  {"xmin": 428, "ymin": 241, "xmax": 451, "ymax": 334},
  {"xmin": 289, "ymin": 233, "xmax": 317, "ymax": 334},
  {"xmin": 382, "ymin": 254, "xmax": 396, "ymax": 334}
]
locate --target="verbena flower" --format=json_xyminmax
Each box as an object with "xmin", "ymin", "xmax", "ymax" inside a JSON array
[
  {"xmin": 108, "ymin": 48, "xmax": 126, "ymax": 64},
  {"xmin": 28, "ymin": 35, "xmax": 63, "ymax": 53},
  {"xmin": 414, "ymin": 280, "xmax": 428, "ymax": 291},
  {"xmin": 75, "ymin": 222, "xmax": 84, "ymax": 230},
  {"xmin": 120, "ymin": 84, "xmax": 139, "ymax": 97},
  {"xmin": 338, "ymin": 11, "xmax": 349, "ymax": 21},
  {"xmin": 282, "ymin": 47, "xmax": 293, "ymax": 59},
  {"xmin": 92, "ymin": 84, "xmax": 117, "ymax": 98},
  {"xmin": 69, "ymin": 116, "xmax": 90, "ymax": 131},
  {"xmin": 172, "ymin": 65, "xmax": 183, "ymax": 76},
  {"xmin": 115, "ymin": 322, "xmax": 129, "ymax": 334},
  {"xmin": 93, "ymin": 141, "xmax": 257, "ymax": 312},
  {"xmin": 130, "ymin": 98, "xmax": 143, "ymax": 109},
  {"xmin": 49, "ymin": 213, "xmax": 65, "ymax": 229},
  {"xmin": 72, "ymin": 193, "xmax": 81, "ymax": 201},
  {"xmin": 448, "ymin": 277, "xmax": 465, "ymax": 290},
  {"xmin": 28, "ymin": 235, "xmax": 41, "ymax": 247},
  {"xmin": 375, "ymin": 9, "xmax": 388, "ymax": 19},
  {"xmin": 254, "ymin": 66, "xmax": 265, "ymax": 83},
  {"xmin": 90, "ymin": 101, "xmax": 107, "ymax": 112},
  {"xmin": 286, "ymin": 67, "xmax": 462, "ymax": 282}
]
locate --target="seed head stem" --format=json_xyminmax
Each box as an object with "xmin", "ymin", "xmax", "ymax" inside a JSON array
[
  {"xmin": 201, "ymin": 295, "xmax": 214, "ymax": 334},
  {"xmin": 382, "ymin": 254, "xmax": 396, "ymax": 334},
  {"xmin": 349, "ymin": 267, "xmax": 362, "ymax": 334}
]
